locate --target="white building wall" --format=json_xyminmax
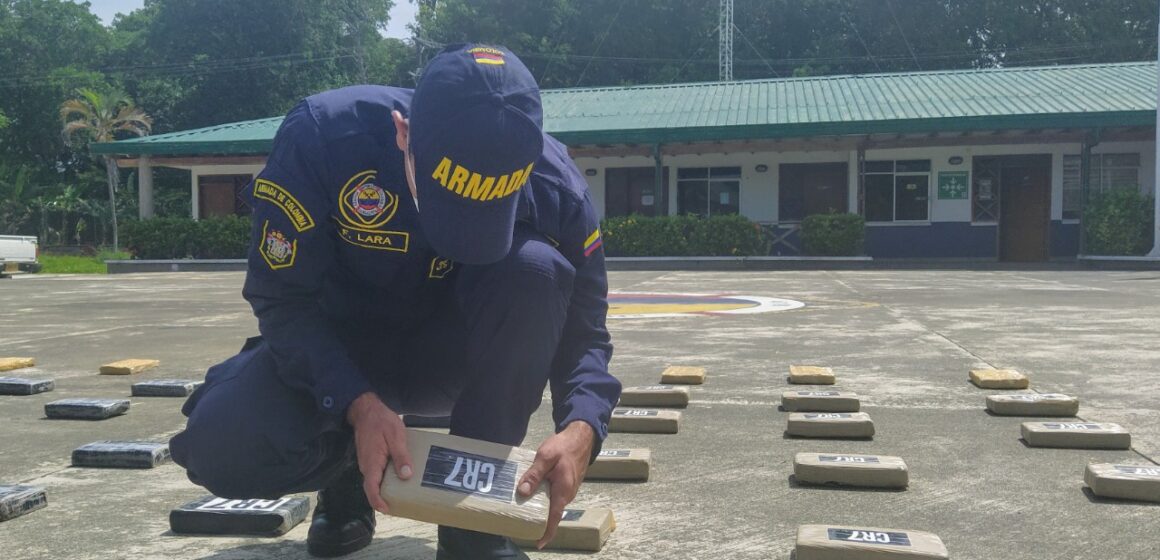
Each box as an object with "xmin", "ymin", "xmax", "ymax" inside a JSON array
[{"xmin": 577, "ymin": 140, "xmax": 1157, "ymax": 225}]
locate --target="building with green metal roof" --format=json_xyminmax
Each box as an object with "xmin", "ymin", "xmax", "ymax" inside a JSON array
[{"xmin": 93, "ymin": 61, "xmax": 1159, "ymax": 260}]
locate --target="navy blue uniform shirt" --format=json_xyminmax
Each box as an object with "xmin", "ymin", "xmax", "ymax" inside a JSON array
[{"xmin": 242, "ymin": 85, "xmax": 619, "ymax": 444}]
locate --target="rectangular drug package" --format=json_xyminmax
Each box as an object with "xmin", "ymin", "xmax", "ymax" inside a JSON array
[{"xmin": 381, "ymin": 429, "xmax": 549, "ymax": 541}]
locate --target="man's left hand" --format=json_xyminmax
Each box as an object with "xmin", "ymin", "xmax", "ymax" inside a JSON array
[{"xmin": 516, "ymin": 421, "xmax": 596, "ymax": 549}]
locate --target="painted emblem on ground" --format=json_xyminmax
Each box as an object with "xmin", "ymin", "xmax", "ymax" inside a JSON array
[{"xmin": 608, "ymin": 292, "xmax": 803, "ymax": 318}]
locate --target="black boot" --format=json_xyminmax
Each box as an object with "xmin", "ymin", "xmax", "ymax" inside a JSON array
[
  {"xmin": 307, "ymin": 466, "xmax": 376, "ymax": 557},
  {"xmin": 436, "ymin": 526, "xmax": 530, "ymax": 560}
]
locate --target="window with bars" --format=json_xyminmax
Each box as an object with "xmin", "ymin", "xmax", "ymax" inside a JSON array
[
  {"xmin": 1061, "ymin": 153, "xmax": 1141, "ymax": 220},
  {"xmin": 863, "ymin": 160, "xmax": 931, "ymax": 222}
]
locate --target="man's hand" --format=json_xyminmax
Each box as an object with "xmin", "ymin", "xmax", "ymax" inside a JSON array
[
  {"xmin": 346, "ymin": 392, "xmax": 413, "ymax": 515},
  {"xmin": 516, "ymin": 421, "xmax": 596, "ymax": 549}
]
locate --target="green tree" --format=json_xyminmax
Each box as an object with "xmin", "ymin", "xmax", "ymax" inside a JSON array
[
  {"xmin": 0, "ymin": 0, "xmax": 110, "ymax": 169},
  {"xmin": 60, "ymin": 87, "xmax": 153, "ymax": 252},
  {"xmin": 415, "ymin": 0, "xmax": 1158, "ymax": 87},
  {"xmin": 114, "ymin": 0, "xmax": 402, "ymax": 131}
]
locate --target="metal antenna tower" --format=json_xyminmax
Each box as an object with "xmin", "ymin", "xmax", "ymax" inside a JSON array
[{"xmin": 719, "ymin": 0, "xmax": 734, "ymax": 81}]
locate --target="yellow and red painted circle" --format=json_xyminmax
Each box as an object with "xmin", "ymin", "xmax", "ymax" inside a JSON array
[{"xmin": 608, "ymin": 292, "xmax": 804, "ymax": 318}]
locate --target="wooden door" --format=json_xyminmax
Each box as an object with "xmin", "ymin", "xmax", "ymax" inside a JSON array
[{"xmin": 999, "ymin": 160, "xmax": 1051, "ymax": 262}]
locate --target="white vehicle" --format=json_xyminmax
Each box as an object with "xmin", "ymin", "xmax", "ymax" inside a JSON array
[{"xmin": 0, "ymin": 235, "xmax": 42, "ymax": 277}]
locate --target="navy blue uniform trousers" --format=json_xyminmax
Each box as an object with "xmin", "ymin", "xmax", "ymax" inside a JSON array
[{"xmin": 171, "ymin": 233, "xmax": 575, "ymax": 499}]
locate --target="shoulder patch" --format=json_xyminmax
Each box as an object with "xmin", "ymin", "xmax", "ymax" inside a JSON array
[
  {"xmin": 339, "ymin": 170, "xmax": 399, "ymax": 229},
  {"xmin": 253, "ymin": 179, "xmax": 315, "ymax": 232},
  {"xmin": 259, "ymin": 221, "xmax": 297, "ymax": 270}
]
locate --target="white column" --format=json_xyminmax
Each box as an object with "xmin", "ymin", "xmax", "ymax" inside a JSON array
[
  {"xmin": 138, "ymin": 155, "xmax": 154, "ymax": 219},
  {"xmin": 190, "ymin": 170, "xmax": 200, "ymax": 220},
  {"xmin": 1150, "ymin": 4, "xmax": 1160, "ymax": 257}
]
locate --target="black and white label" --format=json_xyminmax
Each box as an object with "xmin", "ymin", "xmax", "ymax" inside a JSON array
[
  {"xmin": 828, "ymin": 528, "xmax": 911, "ymax": 546},
  {"xmin": 819, "ymin": 455, "xmax": 880, "ymax": 464},
  {"xmin": 598, "ymin": 450, "xmax": 631, "ymax": 458},
  {"xmin": 79, "ymin": 441, "xmax": 164, "ymax": 453},
  {"xmin": 636, "ymin": 385, "xmax": 674, "ymax": 391},
  {"xmin": 1114, "ymin": 465, "xmax": 1160, "ymax": 477},
  {"xmin": 804, "ymin": 413, "xmax": 851, "ymax": 419},
  {"xmin": 421, "ymin": 446, "xmax": 518, "ymax": 503},
  {"xmin": 561, "ymin": 510, "xmax": 584, "ymax": 522},
  {"xmin": 614, "ymin": 409, "xmax": 658, "ymax": 417},
  {"xmin": 140, "ymin": 380, "xmax": 192, "ymax": 387},
  {"xmin": 195, "ymin": 497, "xmax": 290, "ymax": 512},
  {"xmin": 1043, "ymin": 423, "xmax": 1102, "ymax": 430},
  {"xmin": 56, "ymin": 398, "xmax": 122, "ymax": 406},
  {"xmin": 798, "ymin": 391, "xmax": 839, "ymax": 396}
]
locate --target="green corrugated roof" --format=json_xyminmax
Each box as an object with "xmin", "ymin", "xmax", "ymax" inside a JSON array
[
  {"xmin": 92, "ymin": 61, "xmax": 1158, "ymax": 156},
  {"xmin": 91, "ymin": 116, "xmax": 283, "ymax": 156}
]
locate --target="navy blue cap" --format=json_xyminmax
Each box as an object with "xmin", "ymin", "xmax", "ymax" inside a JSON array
[{"xmin": 409, "ymin": 44, "xmax": 544, "ymax": 265}]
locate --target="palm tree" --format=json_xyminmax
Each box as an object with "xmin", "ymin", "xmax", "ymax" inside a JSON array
[{"xmin": 60, "ymin": 88, "xmax": 152, "ymax": 252}]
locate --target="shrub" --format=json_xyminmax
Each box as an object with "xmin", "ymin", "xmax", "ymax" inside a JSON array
[
  {"xmin": 122, "ymin": 216, "xmax": 251, "ymax": 259},
  {"xmin": 601, "ymin": 214, "xmax": 769, "ymax": 257},
  {"xmin": 800, "ymin": 213, "xmax": 865, "ymax": 256},
  {"xmin": 1083, "ymin": 189, "xmax": 1154, "ymax": 256}
]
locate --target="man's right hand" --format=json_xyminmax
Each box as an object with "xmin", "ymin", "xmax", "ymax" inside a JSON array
[{"xmin": 346, "ymin": 392, "xmax": 413, "ymax": 515}]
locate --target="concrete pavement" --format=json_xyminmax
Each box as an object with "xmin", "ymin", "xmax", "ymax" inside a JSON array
[{"xmin": 1, "ymin": 270, "xmax": 1158, "ymax": 559}]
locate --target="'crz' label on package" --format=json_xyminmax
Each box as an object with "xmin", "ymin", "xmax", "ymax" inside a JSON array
[
  {"xmin": 422, "ymin": 446, "xmax": 518, "ymax": 503},
  {"xmin": 819, "ymin": 455, "xmax": 880, "ymax": 464},
  {"xmin": 598, "ymin": 450, "xmax": 632, "ymax": 458},
  {"xmin": 637, "ymin": 385, "xmax": 674, "ymax": 391},
  {"xmin": 1114, "ymin": 465, "xmax": 1160, "ymax": 476},
  {"xmin": 804, "ymin": 413, "xmax": 852, "ymax": 419},
  {"xmin": 798, "ymin": 391, "xmax": 839, "ymax": 396},
  {"xmin": 1043, "ymin": 423, "xmax": 1102, "ymax": 430},
  {"xmin": 827, "ymin": 528, "xmax": 911, "ymax": 546},
  {"xmin": 614, "ymin": 409, "xmax": 658, "ymax": 417},
  {"xmin": 194, "ymin": 497, "xmax": 291, "ymax": 512}
]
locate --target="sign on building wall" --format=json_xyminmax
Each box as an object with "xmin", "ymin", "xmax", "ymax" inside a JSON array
[{"xmin": 937, "ymin": 171, "xmax": 969, "ymax": 200}]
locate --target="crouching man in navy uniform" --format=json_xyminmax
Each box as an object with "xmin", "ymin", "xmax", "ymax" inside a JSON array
[{"xmin": 170, "ymin": 44, "xmax": 621, "ymax": 559}]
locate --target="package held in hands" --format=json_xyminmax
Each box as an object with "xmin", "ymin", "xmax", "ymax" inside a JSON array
[{"xmin": 381, "ymin": 429, "xmax": 549, "ymax": 541}]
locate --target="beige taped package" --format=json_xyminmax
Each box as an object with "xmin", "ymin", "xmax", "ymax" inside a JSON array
[
  {"xmin": 585, "ymin": 448, "xmax": 651, "ymax": 481},
  {"xmin": 786, "ymin": 412, "xmax": 875, "ymax": 438},
  {"xmin": 985, "ymin": 393, "xmax": 1078, "ymax": 417},
  {"xmin": 380, "ymin": 429, "xmax": 549, "ymax": 541},
  {"xmin": 99, "ymin": 359, "xmax": 160, "ymax": 375},
  {"xmin": 608, "ymin": 408, "xmax": 680, "ymax": 434},
  {"xmin": 794, "ymin": 453, "xmax": 908, "ymax": 489},
  {"xmin": 789, "ymin": 365, "xmax": 836, "ymax": 385},
  {"xmin": 795, "ymin": 524, "xmax": 948, "ymax": 560},
  {"xmin": 781, "ymin": 391, "xmax": 860, "ymax": 412},
  {"xmin": 1020, "ymin": 422, "xmax": 1130, "ymax": 449},
  {"xmin": 659, "ymin": 366, "xmax": 705, "ymax": 385},
  {"xmin": 1084, "ymin": 463, "xmax": 1160, "ymax": 503},
  {"xmin": 969, "ymin": 368, "xmax": 1029, "ymax": 389},
  {"xmin": 513, "ymin": 507, "xmax": 616, "ymax": 552},
  {"xmin": 618, "ymin": 385, "xmax": 689, "ymax": 407},
  {"xmin": 0, "ymin": 357, "xmax": 35, "ymax": 372}
]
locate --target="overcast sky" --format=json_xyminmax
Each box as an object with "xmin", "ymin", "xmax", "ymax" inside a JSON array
[{"xmin": 78, "ymin": 0, "xmax": 417, "ymax": 39}]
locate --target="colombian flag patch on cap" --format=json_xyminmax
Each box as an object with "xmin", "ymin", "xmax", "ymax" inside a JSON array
[
  {"xmin": 468, "ymin": 47, "xmax": 505, "ymax": 65},
  {"xmin": 584, "ymin": 228, "xmax": 603, "ymax": 257}
]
